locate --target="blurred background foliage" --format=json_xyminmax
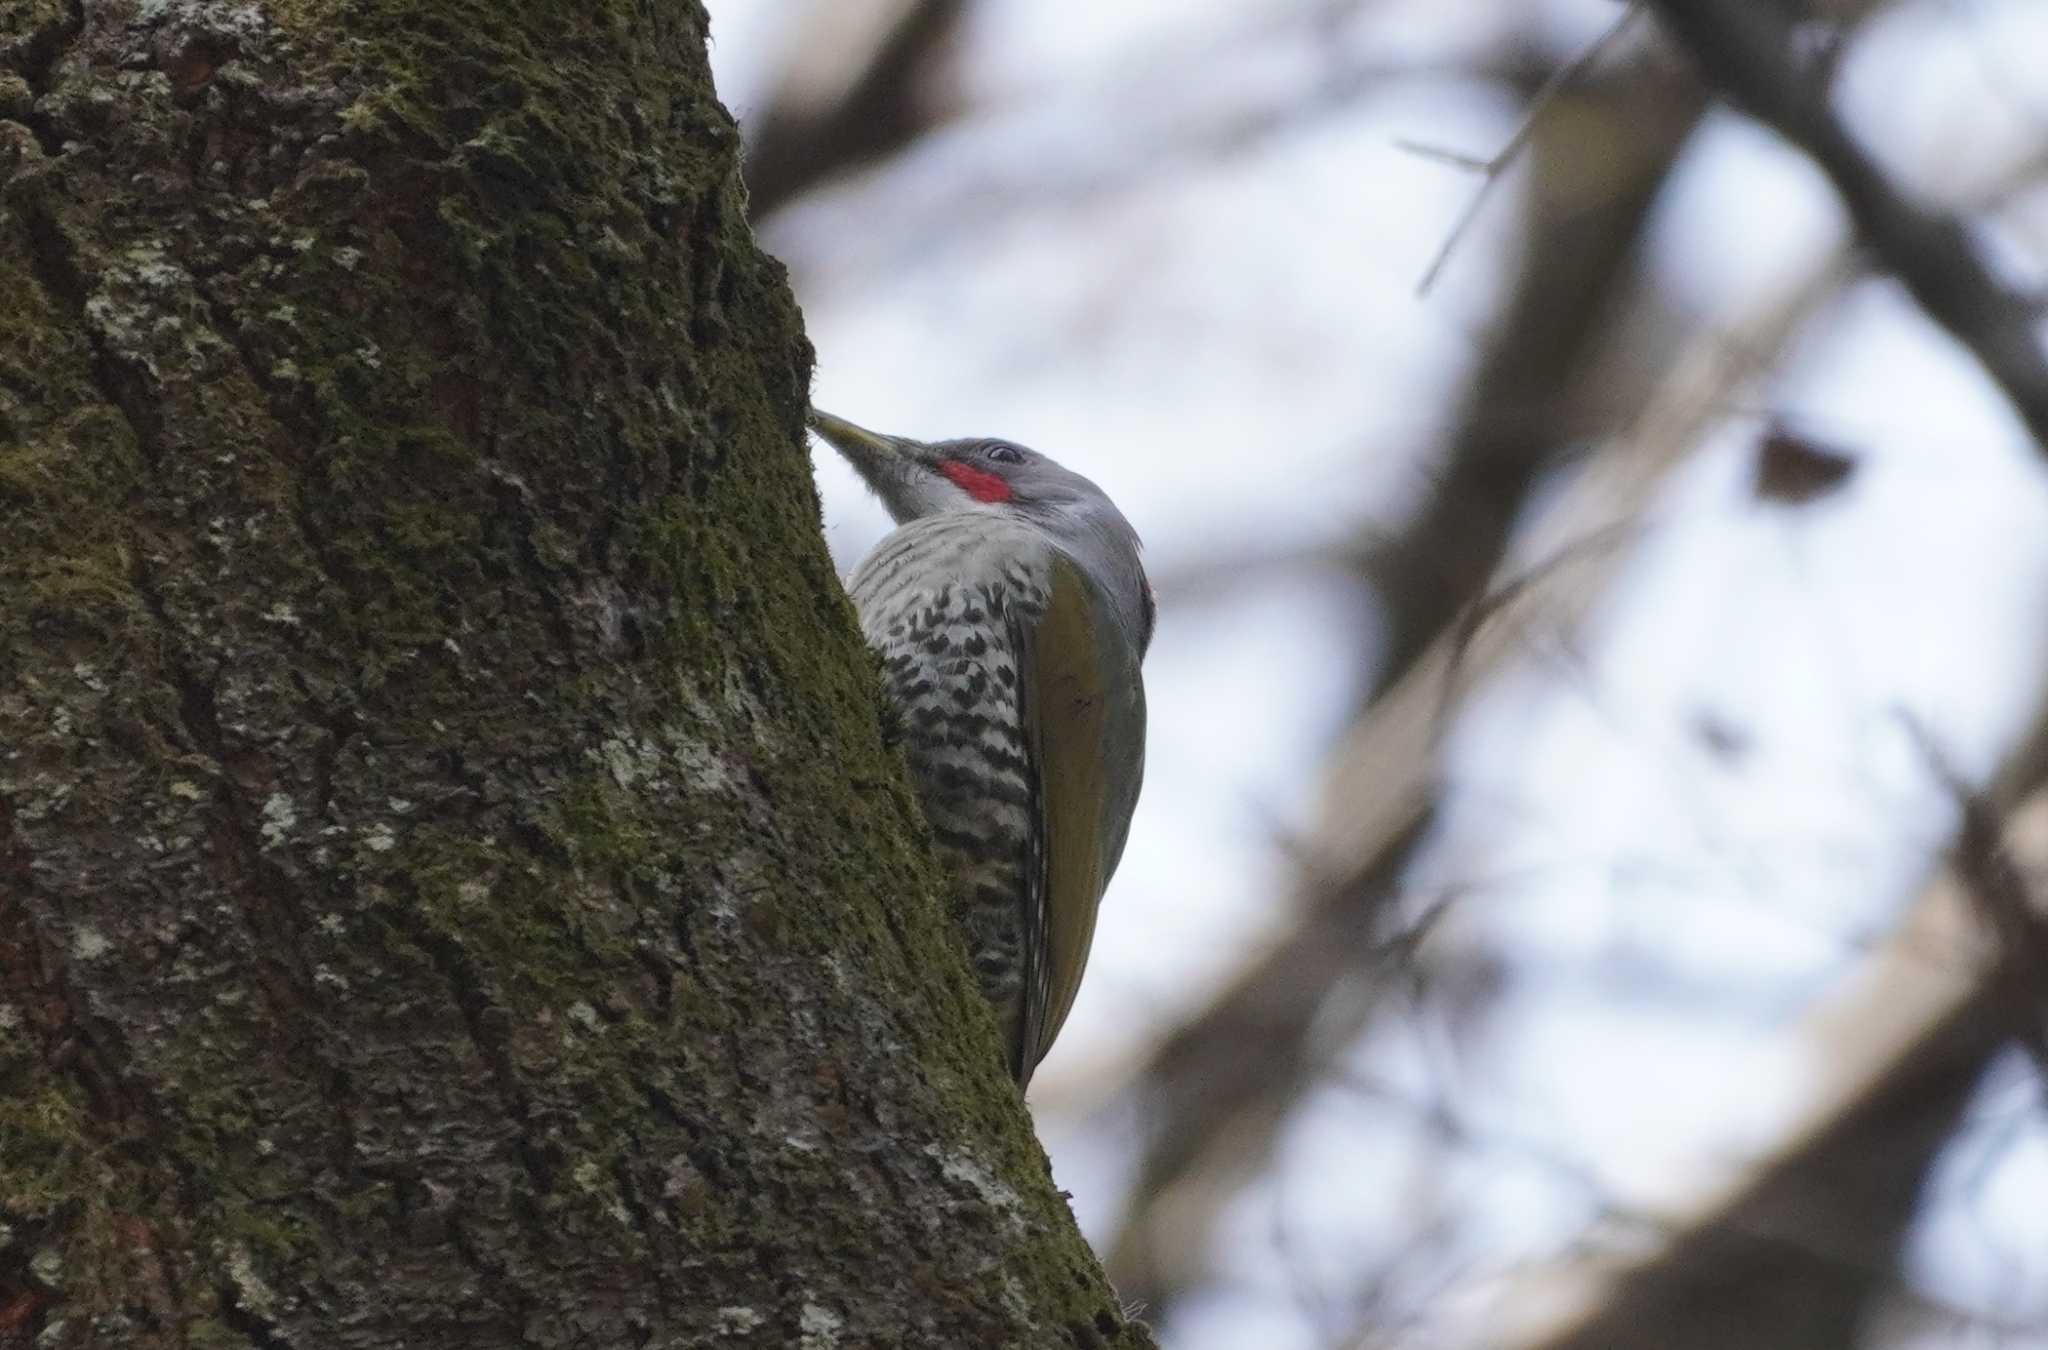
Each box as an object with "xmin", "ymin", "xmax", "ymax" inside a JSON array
[{"xmin": 706, "ymin": 2, "xmax": 2048, "ymax": 1346}]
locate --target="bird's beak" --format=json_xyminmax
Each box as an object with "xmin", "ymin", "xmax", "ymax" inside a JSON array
[
  {"xmin": 808, "ymin": 409, "xmax": 941, "ymax": 522},
  {"xmin": 808, "ymin": 409, "xmax": 912, "ymax": 474}
]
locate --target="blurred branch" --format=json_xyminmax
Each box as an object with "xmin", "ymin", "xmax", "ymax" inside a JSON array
[
  {"xmin": 1408, "ymin": 4, "xmax": 1645, "ymax": 297},
  {"xmin": 1523, "ymin": 770, "xmax": 2048, "ymax": 1350},
  {"xmin": 1505, "ymin": 28, "xmax": 2048, "ymax": 1323},
  {"xmin": 1643, "ymin": 0, "xmax": 2048, "ymax": 447},
  {"xmin": 1366, "ymin": 41, "xmax": 1703, "ymax": 699},
  {"xmin": 765, "ymin": 37, "xmax": 1540, "ymax": 278},
  {"xmin": 1098, "ymin": 246, "xmax": 1815, "ymax": 1327},
  {"xmin": 1093, "ymin": 43, "xmax": 1732, "ymax": 1315},
  {"xmin": 1095, "ymin": 9, "xmax": 2045, "ymax": 1322},
  {"xmin": 1909, "ymin": 718, "xmax": 2048, "ymax": 1075},
  {"xmin": 741, "ymin": 0, "xmax": 967, "ymax": 221},
  {"xmin": 1524, "ymin": 974, "xmax": 2006, "ymax": 1350},
  {"xmin": 1482, "ymin": 132, "xmax": 2048, "ymax": 1349},
  {"xmin": 1333, "ymin": 1030, "xmax": 2013, "ymax": 1350}
]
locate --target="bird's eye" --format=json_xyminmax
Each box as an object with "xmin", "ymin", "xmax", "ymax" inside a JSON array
[{"xmin": 985, "ymin": 442, "xmax": 1024, "ymax": 465}]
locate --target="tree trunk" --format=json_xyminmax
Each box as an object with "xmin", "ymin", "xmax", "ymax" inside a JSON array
[{"xmin": 0, "ymin": 2, "xmax": 1144, "ymax": 1346}]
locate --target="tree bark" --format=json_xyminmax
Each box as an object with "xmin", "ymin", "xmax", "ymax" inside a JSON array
[{"xmin": 0, "ymin": 2, "xmax": 1143, "ymax": 1346}]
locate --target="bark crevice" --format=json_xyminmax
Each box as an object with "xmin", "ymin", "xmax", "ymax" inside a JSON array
[
  {"xmin": 371, "ymin": 896, "xmax": 558, "ymax": 1231},
  {"xmin": 4, "ymin": 0, "xmax": 81, "ymax": 158}
]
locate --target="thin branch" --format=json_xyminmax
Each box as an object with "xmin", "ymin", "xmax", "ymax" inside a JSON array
[
  {"xmin": 1365, "ymin": 46, "xmax": 1709, "ymax": 700},
  {"xmin": 1391, "ymin": 140, "xmax": 1493, "ymax": 173},
  {"xmin": 1410, "ymin": 4, "xmax": 1644, "ymax": 296},
  {"xmin": 1644, "ymin": 0, "xmax": 2048, "ymax": 447}
]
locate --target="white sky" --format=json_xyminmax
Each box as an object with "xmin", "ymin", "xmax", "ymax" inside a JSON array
[{"xmin": 706, "ymin": 3, "xmax": 2048, "ymax": 1345}]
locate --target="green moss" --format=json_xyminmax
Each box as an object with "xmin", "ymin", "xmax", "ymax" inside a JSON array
[
  {"xmin": 0, "ymin": 250, "xmax": 148, "ymax": 645},
  {"xmin": 215, "ymin": 1210, "xmax": 323, "ymax": 1268},
  {"xmin": 0, "ymin": 0, "xmax": 72, "ymax": 66},
  {"xmin": 180, "ymin": 1315, "xmax": 255, "ymax": 1350},
  {"xmin": 0, "ymin": 1075, "xmax": 175, "ymax": 1323},
  {"xmin": 20, "ymin": 547, "xmax": 144, "ymax": 632},
  {"xmin": 403, "ymin": 835, "xmax": 601, "ymax": 992},
  {"xmin": 0, "ymin": 1083, "xmax": 103, "ymax": 1220}
]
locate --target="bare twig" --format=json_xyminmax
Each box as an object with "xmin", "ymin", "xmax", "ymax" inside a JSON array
[
  {"xmin": 1368, "ymin": 54, "xmax": 1706, "ymax": 699},
  {"xmin": 1435, "ymin": 519, "xmax": 1642, "ymax": 739},
  {"xmin": 1409, "ymin": 5, "xmax": 1644, "ymax": 296}
]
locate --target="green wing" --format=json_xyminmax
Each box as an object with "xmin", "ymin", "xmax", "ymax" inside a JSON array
[{"xmin": 1016, "ymin": 553, "xmax": 1144, "ymax": 1084}]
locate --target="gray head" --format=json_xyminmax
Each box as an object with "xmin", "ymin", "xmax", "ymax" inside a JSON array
[{"xmin": 809, "ymin": 409, "xmax": 1155, "ymax": 655}]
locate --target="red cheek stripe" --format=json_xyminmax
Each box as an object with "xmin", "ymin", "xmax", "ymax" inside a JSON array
[{"xmin": 938, "ymin": 459, "xmax": 1013, "ymax": 503}]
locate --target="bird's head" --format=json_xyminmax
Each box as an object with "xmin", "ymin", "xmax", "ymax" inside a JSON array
[{"xmin": 809, "ymin": 408, "xmax": 1156, "ymax": 655}]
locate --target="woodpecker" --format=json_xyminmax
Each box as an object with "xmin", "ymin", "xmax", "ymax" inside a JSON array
[{"xmin": 809, "ymin": 410, "xmax": 1152, "ymax": 1088}]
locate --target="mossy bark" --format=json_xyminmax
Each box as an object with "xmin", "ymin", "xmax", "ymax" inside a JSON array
[{"xmin": 0, "ymin": 2, "xmax": 1148, "ymax": 1346}]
